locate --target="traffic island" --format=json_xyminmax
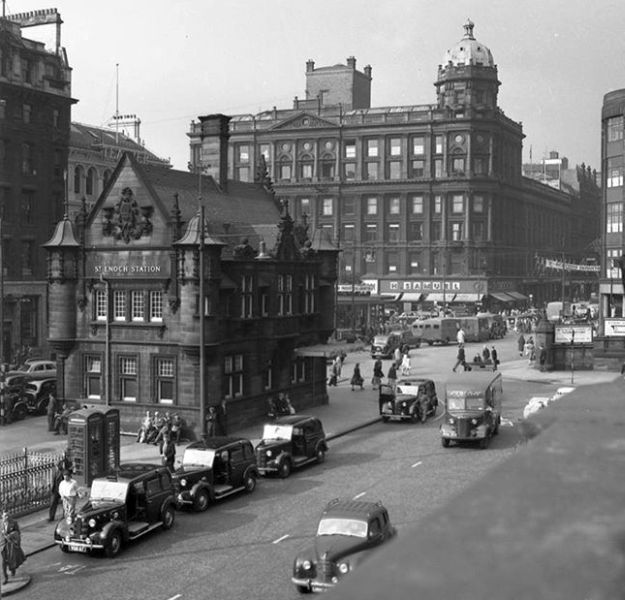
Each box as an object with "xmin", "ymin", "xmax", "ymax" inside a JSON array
[{"xmin": 1, "ymin": 573, "xmax": 32, "ymax": 597}]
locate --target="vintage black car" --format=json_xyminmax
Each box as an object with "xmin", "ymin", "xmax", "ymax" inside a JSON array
[
  {"xmin": 379, "ymin": 378, "xmax": 438, "ymax": 423},
  {"xmin": 22, "ymin": 377, "xmax": 57, "ymax": 414},
  {"xmin": 54, "ymin": 463, "xmax": 176, "ymax": 557},
  {"xmin": 292, "ymin": 498, "xmax": 397, "ymax": 593},
  {"xmin": 255, "ymin": 415, "xmax": 327, "ymax": 478},
  {"xmin": 172, "ymin": 437, "xmax": 258, "ymax": 511}
]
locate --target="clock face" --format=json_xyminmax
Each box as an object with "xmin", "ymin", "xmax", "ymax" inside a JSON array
[
  {"xmin": 454, "ymin": 134, "xmax": 465, "ymax": 144},
  {"xmin": 281, "ymin": 143, "xmax": 291, "ymax": 152}
]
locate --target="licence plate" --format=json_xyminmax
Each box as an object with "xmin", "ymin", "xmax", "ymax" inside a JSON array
[{"xmin": 68, "ymin": 543, "xmax": 88, "ymax": 553}]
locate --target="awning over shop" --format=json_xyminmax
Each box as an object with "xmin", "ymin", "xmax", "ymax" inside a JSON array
[
  {"xmin": 451, "ymin": 293, "xmax": 484, "ymax": 303},
  {"xmin": 507, "ymin": 291, "xmax": 528, "ymax": 301},
  {"xmin": 489, "ymin": 292, "xmax": 514, "ymax": 302},
  {"xmin": 294, "ymin": 344, "xmax": 337, "ymax": 358},
  {"xmin": 395, "ymin": 292, "xmax": 425, "ymax": 302},
  {"xmin": 423, "ymin": 293, "xmax": 448, "ymax": 303}
]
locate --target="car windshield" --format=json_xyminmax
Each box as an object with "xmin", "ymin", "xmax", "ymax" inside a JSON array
[
  {"xmin": 447, "ymin": 390, "xmax": 484, "ymax": 410},
  {"xmin": 396, "ymin": 383, "xmax": 421, "ymax": 395},
  {"xmin": 317, "ymin": 518, "xmax": 368, "ymax": 538},
  {"xmin": 262, "ymin": 424, "xmax": 293, "ymax": 440},
  {"xmin": 182, "ymin": 448, "xmax": 215, "ymax": 468},
  {"xmin": 372, "ymin": 337, "xmax": 388, "ymax": 346},
  {"xmin": 90, "ymin": 480, "xmax": 128, "ymax": 502}
]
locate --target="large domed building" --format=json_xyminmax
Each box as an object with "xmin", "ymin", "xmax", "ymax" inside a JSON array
[{"xmin": 188, "ymin": 21, "xmax": 599, "ymax": 326}]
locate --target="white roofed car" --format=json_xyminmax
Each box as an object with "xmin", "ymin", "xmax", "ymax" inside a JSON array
[{"xmin": 9, "ymin": 360, "xmax": 56, "ymax": 380}]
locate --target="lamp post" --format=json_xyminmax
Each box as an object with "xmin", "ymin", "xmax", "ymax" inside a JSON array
[
  {"xmin": 0, "ymin": 202, "xmax": 3, "ymax": 366},
  {"xmin": 199, "ymin": 204, "xmax": 206, "ymax": 436},
  {"xmin": 100, "ymin": 275, "xmax": 111, "ymax": 406}
]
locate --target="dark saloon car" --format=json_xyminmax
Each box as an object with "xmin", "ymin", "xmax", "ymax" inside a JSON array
[
  {"xmin": 54, "ymin": 463, "xmax": 176, "ymax": 557},
  {"xmin": 379, "ymin": 378, "xmax": 438, "ymax": 423},
  {"xmin": 292, "ymin": 498, "xmax": 397, "ymax": 593},
  {"xmin": 23, "ymin": 377, "xmax": 57, "ymax": 414},
  {"xmin": 172, "ymin": 437, "xmax": 258, "ymax": 511},
  {"xmin": 255, "ymin": 415, "xmax": 327, "ymax": 478}
]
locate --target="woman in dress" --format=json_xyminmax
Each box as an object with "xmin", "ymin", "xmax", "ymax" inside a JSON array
[{"xmin": 1, "ymin": 510, "xmax": 26, "ymax": 584}]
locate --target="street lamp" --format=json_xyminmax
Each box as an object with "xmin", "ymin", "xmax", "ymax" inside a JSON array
[{"xmin": 100, "ymin": 274, "xmax": 111, "ymax": 406}]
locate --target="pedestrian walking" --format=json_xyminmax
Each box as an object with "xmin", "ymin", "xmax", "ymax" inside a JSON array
[
  {"xmin": 400, "ymin": 353, "xmax": 411, "ymax": 376},
  {"xmin": 387, "ymin": 363, "xmax": 398, "ymax": 391},
  {"xmin": 517, "ymin": 333, "xmax": 525, "ymax": 356},
  {"xmin": 154, "ymin": 420, "xmax": 171, "ymax": 455},
  {"xmin": 350, "ymin": 363, "xmax": 364, "ymax": 391},
  {"xmin": 539, "ymin": 345, "xmax": 547, "ymax": 371},
  {"xmin": 49, "ymin": 452, "xmax": 72, "ymax": 522},
  {"xmin": 46, "ymin": 392, "xmax": 57, "ymax": 432},
  {"xmin": 371, "ymin": 359, "xmax": 384, "ymax": 390},
  {"xmin": 456, "ymin": 326, "xmax": 466, "ymax": 346},
  {"xmin": 162, "ymin": 434, "xmax": 176, "ymax": 471},
  {"xmin": 206, "ymin": 406, "xmax": 218, "ymax": 437},
  {"xmin": 481, "ymin": 345, "xmax": 491, "ymax": 362},
  {"xmin": 0, "ymin": 510, "xmax": 26, "ymax": 585},
  {"xmin": 452, "ymin": 344, "xmax": 467, "ymax": 372},
  {"xmin": 59, "ymin": 470, "xmax": 80, "ymax": 520},
  {"xmin": 328, "ymin": 361, "xmax": 339, "ymax": 386},
  {"xmin": 491, "ymin": 346, "xmax": 499, "ymax": 370},
  {"xmin": 170, "ymin": 413, "xmax": 182, "ymax": 444},
  {"xmin": 393, "ymin": 346, "xmax": 402, "ymax": 368},
  {"xmin": 219, "ymin": 398, "xmax": 228, "ymax": 436}
]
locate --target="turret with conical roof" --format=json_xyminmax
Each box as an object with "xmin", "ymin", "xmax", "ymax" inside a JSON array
[{"xmin": 435, "ymin": 20, "xmax": 500, "ymax": 115}]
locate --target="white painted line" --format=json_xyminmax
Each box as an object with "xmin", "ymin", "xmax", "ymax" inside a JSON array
[
  {"xmin": 411, "ymin": 461, "xmax": 423, "ymax": 468},
  {"xmin": 273, "ymin": 534, "xmax": 290, "ymax": 544},
  {"xmin": 165, "ymin": 595, "xmax": 182, "ymax": 600},
  {"xmin": 353, "ymin": 492, "xmax": 366, "ymax": 499}
]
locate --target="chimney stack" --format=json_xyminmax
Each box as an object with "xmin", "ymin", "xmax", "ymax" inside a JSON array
[
  {"xmin": 197, "ymin": 114, "xmax": 231, "ymax": 191},
  {"xmin": 347, "ymin": 56, "xmax": 356, "ymax": 69},
  {"xmin": 306, "ymin": 59, "xmax": 315, "ymax": 73}
]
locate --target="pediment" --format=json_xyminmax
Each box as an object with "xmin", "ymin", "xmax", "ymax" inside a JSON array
[{"xmin": 270, "ymin": 112, "xmax": 337, "ymax": 131}]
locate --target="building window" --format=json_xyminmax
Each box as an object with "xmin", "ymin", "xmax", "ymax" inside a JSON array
[
  {"xmin": 607, "ymin": 116, "xmax": 624, "ymax": 142},
  {"xmin": 299, "ymin": 162, "xmax": 313, "ymax": 180},
  {"xmin": 386, "ymin": 252, "xmax": 399, "ymax": 273},
  {"xmin": 607, "ymin": 157, "xmax": 623, "ymax": 188},
  {"xmin": 155, "ymin": 357, "xmax": 175, "ymax": 405},
  {"xmin": 320, "ymin": 157, "xmax": 335, "ymax": 180},
  {"xmin": 236, "ymin": 166, "xmax": 250, "ymax": 182},
  {"xmin": 473, "ymin": 157, "xmax": 487, "ymax": 175},
  {"xmin": 366, "ymin": 197, "xmax": 378, "ymax": 215},
  {"xmin": 259, "ymin": 143, "xmax": 271, "ymax": 163},
  {"xmin": 241, "ymin": 275, "xmax": 253, "ymax": 318},
  {"xmin": 321, "ymin": 224, "xmax": 334, "ymax": 242},
  {"xmin": 451, "ymin": 157, "xmax": 465, "ymax": 175},
  {"xmin": 22, "ymin": 143, "xmax": 34, "ymax": 175},
  {"xmin": 278, "ymin": 159, "xmax": 291, "ymax": 181},
  {"xmin": 236, "ymin": 144, "xmax": 250, "ymax": 163},
  {"xmin": 344, "ymin": 141, "xmax": 356, "ymax": 159},
  {"xmin": 343, "ymin": 162, "xmax": 356, "ymax": 180},
  {"xmin": 342, "ymin": 197, "xmax": 355, "ymax": 215},
  {"xmin": 22, "ymin": 191, "xmax": 33, "ymax": 224},
  {"xmin": 304, "ymin": 273, "xmax": 316, "ymax": 313},
  {"xmin": 343, "ymin": 224, "xmax": 355, "ymax": 242},
  {"xmin": 410, "ymin": 160, "xmax": 425, "ymax": 178},
  {"xmin": 434, "ymin": 159, "xmax": 443, "ymax": 178},
  {"xmin": 431, "ymin": 221, "xmax": 442, "ymax": 240},
  {"xmin": 434, "ymin": 195, "xmax": 442, "ymax": 214},
  {"xmin": 150, "ymin": 291, "xmax": 163, "ymax": 322},
  {"xmin": 74, "ymin": 165, "xmax": 83, "ymax": 193},
  {"xmin": 409, "ymin": 222, "xmax": 424, "ymax": 241},
  {"xmin": 365, "ymin": 224, "xmax": 377, "ymax": 242},
  {"xmin": 21, "ymin": 241, "xmax": 33, "ymax": 276},
  {"xmin": 260, "ymin": 287, "xmax": 269, "ymax": 316},
  {"xmin": 367, "ymin": 139, "xmax": 379, "ymax": 157},
  {"xmin": 435, "ymin": 135, "xmax": 444, "ymax": 154},
  {"xmin": 608, "ymin": 249, "xmax": 622, "ymax": 278},
  {"xmin": 263, "ymin": 360, "xmax": 273, "ymax": 391},
  {"xmin": 291, "ymin": 358, "xmax": 306, "ymax": 383},
  {"xmin": 388, "ymin": 197, "xmax": 400, "ymax": 215},
  {"xmin": 452, "ymin": 194, "xmax": 464, "ymax": 213},
  {"xmin": 52, "ymin": 109, "xmax": 60, "ymax": 129},
  {"xmin": 95, "ymin": 289, "xmax": 107, "ymax": 321},
  {"xmin": 224, "ymin": 354, "xmax": 243, "ymax": 398},
  {"xmin": 412, "ymin": 136, "xmax": 425, "ymax": 155},
  {"xmin": 365, "ymin": 162, "xmax": 379, "ymax": 180},
  {"xmin": 322, "ymin": 198, "xmax": 333, "ymax": 216},
  {"xmin": 471, "ymin": 221, "xmax": 485, "ymax": 241},
  {"xmin": 23, "ymin": 104, "xmax": 32, "ymax": 124},
  {"xmin": 300, "ymin": 198, "xmax": 310, "ymax": 215},
  {"xmin": 86, "ymin": 168, "xmax": 97, "ymax": 196},
  {"xmin": 387, "ymin": 223, "xmax": 400, "ymax": 243},
  {"xmin": 411, "ymin": 195, "xmax": 424, "ymax": 214},
  {"xmin": 451, "ymin": 222, "xmax": 463, "ymax": 241},
  {"xmin": 119, "ymin": 356, "xmax": 138, "ymax": 402},
  {"xmin": 113, "ymin": 290, "xmax": 127, "ymax": 321},
  {"xmin": 388, "ymin": 161, "xmax": 401, "ymax": 179},
  {"xmin": 473, "ymin": 195, "xmax": 484, "ymax": 212},
  {"xmin": 131, "ymin": 291, "xmax": 145, "ymax": 321},
  {"xmin": 607, "ymin": 202, "xmax": 623, "ymax": 233},
  {"xmin": 85, "ymin": 355, "xmax": 102, "ymax": 399},
  {"xmin": 278, "ymin": 274, "xmax": 293, "ymax": 315},
  {"xmin": 389, "ymin": 138, "xmax": 401, "ymax": 156}
]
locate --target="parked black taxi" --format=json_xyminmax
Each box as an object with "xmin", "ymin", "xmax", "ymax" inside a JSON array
[
  {"xmin": 255, "ymin": 415, "xmax": 327, "ymax": 478},
  {"xmin": 172, "ymin": 437, "xmax": 258, "ymax": 511},
  {"xmin": 54, "ymin": 463, "xmax": 176, "ymax": 558},
  {"xmin": 379, "ymin": 377, "xmax": 438, "ymax": 423},
  {"xmin": 292, "ymin": 498, "xmax": 397, "ymax": 593}
]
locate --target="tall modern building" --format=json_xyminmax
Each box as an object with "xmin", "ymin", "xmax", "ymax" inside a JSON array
[
  {"xmin": 189, "ymin": 21, "xmax": 598, "ymax": 321},
  {"xmin": 0, "ymin": 9, "xmax": 73, "ymax": 362}
]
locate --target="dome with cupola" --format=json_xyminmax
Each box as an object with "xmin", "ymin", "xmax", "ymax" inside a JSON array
[{"xmin": 443, "ymin": 20, "xmax": 494, "ymax": 67}]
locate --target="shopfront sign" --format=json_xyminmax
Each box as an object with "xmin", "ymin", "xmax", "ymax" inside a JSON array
[
  {"xmin": 555, "ymin": 324, "xmax": 593, "ymax": 344},
  {"xmin": 378, "ymin": 279, "xmax": 487, "ymax": 294},
  {"xmin": 604, "ymin": 319, "xmax": 625, "ymax": 337},
  {"xmin": 87, "ymin": 250, "xmax": 170, "ymax": 278}
]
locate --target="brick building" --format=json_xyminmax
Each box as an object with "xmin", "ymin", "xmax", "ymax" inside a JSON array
[
  {"xmin": 44, "ymin": 115, "xmax": 339, "ymax": 435},
  {"xmin": 0, "ymin": 9, "xmax": 73, "ymax": 362},
  {"xmin": 189, "ymin": 21, "xmax": 597, "ymax": 318}
]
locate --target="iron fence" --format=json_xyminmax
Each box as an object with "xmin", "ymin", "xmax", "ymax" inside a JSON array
[{"xmin": 0, "ymin": 448, "xmax": 61, "ymax": 516}]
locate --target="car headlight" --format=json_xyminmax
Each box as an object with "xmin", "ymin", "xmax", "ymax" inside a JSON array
[
  {"xmin": 338, "ymin": 562, "xmax": 350, "ymax": 574},
  {"xmin": 180, "ymin": 478, "xmax": 187, "ymax": 487},
  {"xmin": 88, "ymin": 518, "xmax": 97, "ymax": 528},
  {"xmin": 65, "ymin": 515, "xmax": 73, "ymax": 525},
  {"xmin": 401, "ymin": 402, "xmax": 406, "ymax": 408},
  {"xmin": 471, "ymin": 418, "xmax": 478, "ymax": 425},
  {"xmin": 302, "ymin": 560, "xmax": 312, "ymax": 570},
  {"xmin": 448, "ymin": 417, "xmax": 455, "ymax": 424},
  {"xmin": 266, "ymin": 450, "xmax": 272, "ymax": 457}
]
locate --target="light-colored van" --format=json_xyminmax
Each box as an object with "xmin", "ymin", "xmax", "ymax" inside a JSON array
[{"xmin": 411, "ymin": 317, "xmax": 460, "ymax": 346}]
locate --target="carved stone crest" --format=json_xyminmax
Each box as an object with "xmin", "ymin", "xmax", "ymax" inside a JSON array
[{"xmin": 102, "ymin": 187, "xmax": 153, "ymax": 243}]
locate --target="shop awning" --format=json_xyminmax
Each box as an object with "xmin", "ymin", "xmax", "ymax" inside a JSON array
[
  {"xmin": 294, "ymin": 344, "xmax": 338, "ymax": 358},
  {"xmin": 489, "ymin": 292, "xmax": 514, "ymax": 302},
  {"xmin": 395, "ymin": 292, "xmax": 425, "ymax": 302},
  {"xmin": 452, "ymin": 293, "xmax": 484, "ymax": 303},
  {"xmin": 423, "ymin": 293, "xmax": 449, "ymax": 303},
  {"xmin": 507, "ymin": 291, "xmax": 528, "ymax": 301}
]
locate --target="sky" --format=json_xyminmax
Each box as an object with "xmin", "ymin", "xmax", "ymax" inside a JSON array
[{"xmin": 7, "ymin": 0, "xmax": 625, "ymax": 171}]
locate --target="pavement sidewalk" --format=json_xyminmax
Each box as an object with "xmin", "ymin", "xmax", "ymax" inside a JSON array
[{"xmin": 11, "ymin": 346, "xmax": 621, "ymax": 578}]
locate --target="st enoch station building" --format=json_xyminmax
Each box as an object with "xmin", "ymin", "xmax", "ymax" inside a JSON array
[{"xmin": 44, "ymin": 116, "xmax": 339, "ymax": 435}]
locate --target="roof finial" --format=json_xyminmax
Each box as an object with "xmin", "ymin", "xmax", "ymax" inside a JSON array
[{"xmin": 463, "ymin": 19, "xmax": 475, "ymax": 40}]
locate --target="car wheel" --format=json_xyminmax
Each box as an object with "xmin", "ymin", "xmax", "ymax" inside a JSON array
[
  {"xmin": 60, "ymin": 544, "xmax": 70, "ymax": 553},
  {"xmin": 105, "ymin": 530, "xmax": 122, "ymax": 558},
  {"xmin": 244, "ymin": 474, "xmax": 257, "ymax": 494},
  {"xmin": 279, "ymin": 460, "xmax": 291, "ymax": 479},
  {"xmin": 427, "ymin": 341, "xmax": 433, "ymax": 346},
  {"xmin": 410, "ymin": 411, "xmax": 420, "ymax": 424},
  {"xmin": 441, "ymin": 438, "xmax": 450, "ymax": 448},
  {"xmin": 316, "ymin": 448, "xmax": 326, "ymax": 464},
  {"xmin": 193, "ymin": 489, "xmax": 210, "ymax": 512},
  {"xmin": 296, "ymin": 584, "xmax": 312, "ymax": 594},
  {"xmin": 162, "ymin": 505, "xmax": 175, "ymax": 529},
  {"xmin": 13, "ymin": 404, "xmax": 27, "ymax": 421},
  {"xmin": 382, "ymin": 416, "xmax": 390, "ymax": 423}
]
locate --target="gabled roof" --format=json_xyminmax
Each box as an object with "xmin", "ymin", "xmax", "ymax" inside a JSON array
[{"xmin": 269, "ymin": 111, "xmax": 337, "ymax": 131}]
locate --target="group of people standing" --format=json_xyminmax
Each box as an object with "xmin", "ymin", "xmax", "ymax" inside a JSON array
[{"xmin": 136, "ymin": 410, "xmax": 181, "ymax": 470}]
